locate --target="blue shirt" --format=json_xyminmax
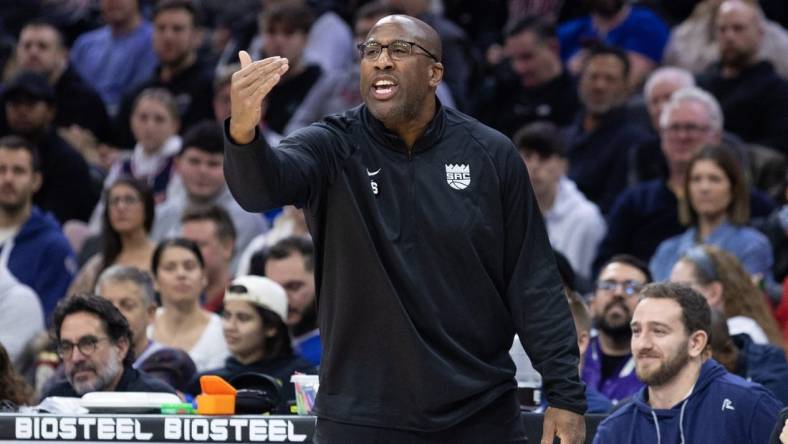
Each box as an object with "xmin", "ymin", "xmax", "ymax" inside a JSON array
[
  {"xmin": 649, "ymin": 221, "xmax": 774, "ymax": 282},
  {"xmin": 593, "ymin": 359, "xmax": 782, "ymax": 444},
  {"xmin": 70, "ymin": 22, "xmax": 158, "ymax": 114},
  {"xmin": 559, "ymin": 6, "xmax": 669, "ymax": 63}
]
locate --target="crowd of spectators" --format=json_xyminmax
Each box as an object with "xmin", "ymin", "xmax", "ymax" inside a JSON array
[{"xmin": 0, "ymin": 0, "xmax": 787, "ymax": 438}]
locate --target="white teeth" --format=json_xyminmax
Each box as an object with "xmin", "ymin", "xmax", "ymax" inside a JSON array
[{"xmin": 374, "ymin": 80, "xmax": 395, "ymax": 87}]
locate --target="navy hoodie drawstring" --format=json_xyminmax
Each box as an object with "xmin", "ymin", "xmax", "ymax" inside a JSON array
[
  {"xmin": 649, "ymin": 399, "xmax": 689, "ymax": 444},
  {"xmin": 678, "ymin": 399, "xmax": 688, "ymax": 444},
  {"xmin": 651, "ymin": 411, "xmax": 662, "ymax": 444}
]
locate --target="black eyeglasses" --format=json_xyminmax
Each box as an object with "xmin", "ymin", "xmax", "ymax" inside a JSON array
[
  {"xmin": 357, "ymin": 40, "xmax": 438, "ymax": 62},
  {"xmin": 56, "ymin": 336, "xmax": 109, "ymax": 358},
  {"xmin": 596, "ymin": 280, "xmax": 644, "ymax": 296}
]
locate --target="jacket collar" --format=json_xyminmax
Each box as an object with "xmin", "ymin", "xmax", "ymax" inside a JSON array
[{"xmin": 360, "ymin": 97, "xmax": 446, "ymax": 156}]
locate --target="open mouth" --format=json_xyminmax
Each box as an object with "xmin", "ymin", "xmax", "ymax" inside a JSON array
[{"xmin": 371, "ymin": 79, "xmax": 398, "ymax": 100}]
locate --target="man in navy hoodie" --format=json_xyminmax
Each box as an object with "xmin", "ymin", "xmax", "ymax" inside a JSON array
[
  {"xmin": 0, "ymin": 135, "xmax": 75, "ymax": 322},
  {"xmin": 593, "ymin": 283, "xmax": 782, "ymax": 444}
]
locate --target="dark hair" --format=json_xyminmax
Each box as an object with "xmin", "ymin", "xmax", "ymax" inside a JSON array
[
  {"xmin": 266, "ymin": 236, "xmax": 314, "ymax": 273},
  {"xmin": 354, "ymin": 1, "xmax": 402, "ymax": 26},
  {"xmin": 680, "ymin": 145, "xmax": 749, "ymax": 226},
  {"xmin": 513, "ymin": 121, "xmax": 565, "ymax": 158},
  {"xmin": 639, "ymin": 282, "xmax": 711, "ymax": 337},
  {"xmin": 583, "ymin": 43, "xmax": 630, "ymax": 80},
  {"xmin": 180, "ymin": 120, "xmax": 224, "ymax": 156},
  {"xmin": 100, "ymin": 178, "xmax": 155, "ymax": 278},
  {"xmin": 151, "ymin": 238, "xmax": 205, "ymax": 276},
  {"xmin": 708, "ymin": 308, "xmax": 737, "ymax": 370},
  {"xmin": 181, "ymin": 204, "xmax": 237, "ymax": 244},
  {"xmin": 504, "ymin": 15, "xmax": 556, "ymax": 42},
  {"xmin": 0, "ymin": 342, "xmax": 34, "ymax": 406},
  {"xmin": 51, "ymin": 293, "xmax": 135, "ymax": 366},
  {"xmin": 260, "ymin": 1, "xmax": 314, "ymax": 35},
  {"xmin": 0, "ymin": 135, "xmax": 40, "ymax": 171},
  {"xmin": 20, "ymin": 19, "xmax": 65, "ymax": 48},
  {"xmin": 223, "ymin": 302, "xmax": 293, "ymax": 360},
  {"xmin": 153, "ymin": 0, "xmax": 203, "ymax": 27},
  {"xmin": 598, "ymin": 254, "xmax": 653, "ymax": 283}
]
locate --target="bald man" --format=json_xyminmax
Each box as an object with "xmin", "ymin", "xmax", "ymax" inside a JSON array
[
  {"xmin": 224, "ymin": 15, "xmax": 585, "ymax": 443},
  {"xmin": 698, "ymin": 0, "xmax": 788, "ymax": 154}
]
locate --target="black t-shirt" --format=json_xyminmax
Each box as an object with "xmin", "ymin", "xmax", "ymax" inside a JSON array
[{"xmin": 601, "ymin": 352, "xmax": 630, "ymax": 383}]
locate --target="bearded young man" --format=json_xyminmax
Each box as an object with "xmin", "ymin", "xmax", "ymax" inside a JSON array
[
  {"xmin": 593, "ymin": 282, "xmax": 782, "ymax": 444},
  {"xmin": 583, "ymin": 255, "xmax": 651, "ymax": 404}
]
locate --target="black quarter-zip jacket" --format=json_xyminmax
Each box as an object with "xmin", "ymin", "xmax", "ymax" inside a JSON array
[{"xmin": 224, "ymin": 100, "xmax": 586, "ymax": 431}]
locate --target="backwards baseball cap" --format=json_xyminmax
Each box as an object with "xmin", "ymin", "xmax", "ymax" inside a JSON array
[
  {"xmin": 3, "ymin": 71, "xmax": 55, "ymax": 105},
  {"xmin": 224, "ymin": 276, "xmax": 288, "ymax": 322}
]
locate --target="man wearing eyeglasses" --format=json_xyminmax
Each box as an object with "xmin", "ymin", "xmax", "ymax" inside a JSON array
[
  {"xmin": 41, "ymin": 294, "xmax": 175, "ymax": 397},
  {"xmin": 583, "ymin": 255, "xmax": 652, "ymax": 405},
  {"xmin": 224, "ymin": 13, "xmax": 585, "ymax": 444}
]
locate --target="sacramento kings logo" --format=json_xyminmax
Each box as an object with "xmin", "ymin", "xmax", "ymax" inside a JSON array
[{"xmin": 445, "ymin": 164, "xmax": 470, "ymax": 190}]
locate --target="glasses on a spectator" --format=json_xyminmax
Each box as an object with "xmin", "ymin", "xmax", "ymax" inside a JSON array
[
  {"xmin": 56, "ymin": 336, "xmax": 109, "ymax": 358},
  {"xmin": 108, "ymin": 194, "xmax": 141, "ymax": 207},
  {"xmin": 596, "ymin": 280, "xmax": 644, "ymax": 296},
  {"xmin": 357, "ymin": 40, "xmax": 438, "ymax": 62},
  {"xmin": 661, "ymin": 123, "xmax": 711, "ymax": 136}
]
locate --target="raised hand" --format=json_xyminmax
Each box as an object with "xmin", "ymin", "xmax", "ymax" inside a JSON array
[{"xmin": 229, "ymin": 50, "xmax": 289, "ymax": 144}]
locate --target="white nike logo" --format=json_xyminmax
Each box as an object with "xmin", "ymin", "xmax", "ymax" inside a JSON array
[{"xmin": 367, "ymin": 168, "xmax": 381, "ymax": 177}]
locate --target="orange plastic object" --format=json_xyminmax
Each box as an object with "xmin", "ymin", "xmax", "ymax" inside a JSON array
[{"xmin": 196, "ymin": 375, "xmax": 237, "ymax": 415}]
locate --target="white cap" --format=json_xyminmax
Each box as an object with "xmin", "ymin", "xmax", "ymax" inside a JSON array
[{"xmin": 224, "ymin": 275, "xmax": 288, "ymax": 322}]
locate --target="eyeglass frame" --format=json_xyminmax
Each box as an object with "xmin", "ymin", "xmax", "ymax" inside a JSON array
[
  {"xmin": 595, "ymin": 279, "xmax": 645, "ymax": 296},
  {"xmin": 108, "ymin": 194, "xmax": 142, "ymax": 208},
  {"xmin": 357, "ymin": 39, "xmax": 439, "ymax": 62},
  {"xmin": 56, "ymin": 335, "xmax": 111, "ymax": 359}
]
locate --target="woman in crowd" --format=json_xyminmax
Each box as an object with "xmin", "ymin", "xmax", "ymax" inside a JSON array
[
  {"xmin": 150, "ymin": 238, "xmax": 228, "ymax": 372},
  {"xmin": 0, "ymin": 343, "xmax": 33, "ymax": 408},
  {"xmin": 68, "ymin": 178, "xmax": 156, "ymax": 296},
  {"xmin": 187, "ymin": 275, "xmax": 315, "ymax": 412},
  {"xmin": 650, "ymin": 145, "xmax": 774, "ymax": 282},
  {"xmin": 106, "ymin": 88, "xmax": 182, "ymax": 203},
  {"xmin": 669, "ymin": 245, "xmax": 783, "ymax": 347}
]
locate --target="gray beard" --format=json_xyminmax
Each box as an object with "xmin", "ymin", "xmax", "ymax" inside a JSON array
[{"xmin": 71, "ymin": 348, "xmax": 121, "ymax": 395}]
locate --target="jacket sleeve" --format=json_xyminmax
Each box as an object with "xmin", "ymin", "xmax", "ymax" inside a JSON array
[
  {"xmin": 499, "ymin": 145, "xmax": 587, "ymax": 415},
  {"xmin": 223, "ymin": 119, "xmax": 344, "ymax": 212}
]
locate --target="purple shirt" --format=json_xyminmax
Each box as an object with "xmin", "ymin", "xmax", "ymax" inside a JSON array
[{"xmin": 582, "ymin": 335, "xmax": 643, "ymax": 404}]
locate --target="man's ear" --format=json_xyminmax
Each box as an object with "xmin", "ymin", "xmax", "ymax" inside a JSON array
[
  {"xmin": 688, "ymin": 330, "xmax": 708, "ymax": 358},
  {"xmin": 116, "ymin": 336, "xmax": 131, "ymax": 362},
  {"xmin": 428, "ymin": 62, "xmax": 444, "ymax": 88},
  {"xmin": 31, "ymin": 171, "xmax": 42, "ymax": 193}
]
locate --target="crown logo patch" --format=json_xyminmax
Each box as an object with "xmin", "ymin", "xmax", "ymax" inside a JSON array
[{"xmin": 445, "ymin": 163, "xmax": 470, "ymax": 190}]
